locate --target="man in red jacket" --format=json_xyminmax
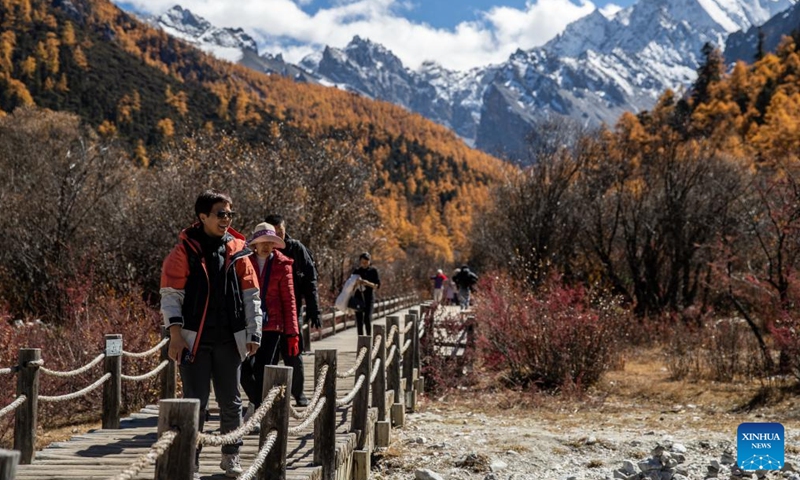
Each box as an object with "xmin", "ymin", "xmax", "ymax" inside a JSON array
[
  {"xmin": 160, "ymin": 190, "xmax": 262, "ymax": 478},
  {"xmin": 240, "ymin": 222, "xmax": 300, "ymax": 416}
]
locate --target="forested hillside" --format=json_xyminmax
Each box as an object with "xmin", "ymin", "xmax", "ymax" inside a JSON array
[
  {"xmin": 0, "ymin": 0, "xmax": 508, "ymax": 271},
  {"xmin": 473, "ymin": 40, "xmax": 800, "ymax": 321}
]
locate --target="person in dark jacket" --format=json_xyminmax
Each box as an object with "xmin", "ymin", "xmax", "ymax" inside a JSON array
[
  {"xmin": 265, "ymin": 214, "xmax": 321, "ymax": 407},
  {"xmin": 160, "ymin": 190, "xmax": 262, "ymax": 478},
  {"xmin": 240, "ymin": 222, "xmax": 299, "ymax": 414},
  {"xmin": 352, "ymin": 252, "xmax": 381, "ymax": 335},
  {"xmin": 453, "ymin": 264, "xmax": 479, "ymax": 310}
]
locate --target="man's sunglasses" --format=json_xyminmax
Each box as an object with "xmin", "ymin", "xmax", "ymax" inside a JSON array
[{"xmin": 213, "ymin": 211, "xmax": 236, "ymax": 220}]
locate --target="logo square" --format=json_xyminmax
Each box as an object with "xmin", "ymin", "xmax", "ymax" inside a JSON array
[{"xmin": 738, "ymin": 422, "xmax": 784, "ymax": 471}]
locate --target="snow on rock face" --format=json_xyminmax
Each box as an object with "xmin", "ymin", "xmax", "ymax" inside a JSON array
[
  {"xmin": 147, "ymin": 5, "xmax": 257, "ymax": 62},
  {"xmin": 471, "ymin": 0, "xmax": 796, "ymax": 161},
  {"xmin": 141, "ymin": 0, "xmax": 797, "ymax": 162}
]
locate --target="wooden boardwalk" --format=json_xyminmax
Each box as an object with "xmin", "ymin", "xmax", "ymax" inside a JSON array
[{"xmin": 13, "ymin": 306, "xmax": 422, "ymax": 480}]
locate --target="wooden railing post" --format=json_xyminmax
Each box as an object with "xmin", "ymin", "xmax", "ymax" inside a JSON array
[
  {"xmin": 260, "ymin": 365, "xmax": 292, "ymax": 480},
  {"xmin": 373, "ymin": 324, "xmax": 390, "ymax": 448},
  {"xmin": 413, "ymin": 311, "xmax": 422, "ymax": 372},
  {"xmin": 329, "ymin": 307, "xmax": 337, "ymax": 336},
  {"xmin": 371, "ymin": 325, "xmax": 387, "ymax": 421},
  {"xmin": 300, "ymin": 305, "xmax": 312, "ymax": 351},
  {"xmin": 0, "ymin": 449, "xmax": 20, "ymax": 480},
  {"xmin": 352, "ymin": 336, "xmax": 371, "ymax": 450},
  {"xmin": 103, "ymin": 334, "xmax": 122, "ymax": 429},
  {"xmin": 14, "ymin": 348, "xmax": 40, "ymax": 464},
  {"xmin": 466, "ymin": 315, "xmax": 477, "ymax": 350},
  {"xmin": 155, "ymin": 398, "xmax": 199, "ymax": 480},
  {"xmin": 403, "ymin": 314, "xmax": 417, "ymax": 412},
  {"xmin": 388, "ymin": 316, "xmax": 405, "ymax": 428},
  {"xmin": 160, "ymin": 327, "xmax": 176, "ymax": 400},
  {"xmin": 387, "ymin": 317, "xmax": 402, "ymax": 405},
  {"xmin": 314, "ymin": 350, "xmax": 337, "ymax": 480}
]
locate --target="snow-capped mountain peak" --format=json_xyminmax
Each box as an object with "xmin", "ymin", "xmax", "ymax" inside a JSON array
[
  {"xmin": 139, "ymin": 0, "xmax": 799, "ymax": 162},
  {"xmin": 148, "ymin": 5, "xmax": 257, "ymax": 62}
]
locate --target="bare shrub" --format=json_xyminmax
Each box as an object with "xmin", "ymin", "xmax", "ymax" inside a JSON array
[
  {"xmin": 0, "ymin": 107, "xmax": 133, "ymax": 319},
  {"xmin": 472, "ymin": 273, "xmax": 629, "ymax": 393},
  {"xmin": 704, "ymin": 318, "xmax": 764, "ymax": 381},
  {"xmin": 419, "ymin": 305, "xmax": 477, "ymax": 394},
  {"xmin": 664, "ymin": 315, "xmax": 766, "ymax": 381},
  {"xmin": 0, "ymin": 276, "xmax": 161, "ymax": 448}
]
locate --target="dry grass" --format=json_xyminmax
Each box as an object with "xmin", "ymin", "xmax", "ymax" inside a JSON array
[
  {"xmin": 36, "ymin": 421, "xmax": 101, "ymax": 450},
  {"xmin": 425, "ymin": 347, "xmax": 800, "ymax": 435}
]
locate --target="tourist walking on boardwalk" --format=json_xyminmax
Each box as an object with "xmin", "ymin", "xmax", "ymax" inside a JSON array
[
  {"xmin": 431, "ymin": 269, "xmax": 448, "ymax": 304},
  {"xmin": 240, "ymin": 222, "xmax": 300, "ymax": 417},
  {"xmin": 352, "ymin": 252, "xmax": 381, "ymax": 335},
  {"xmin": 264, "ymin": 213, "xmax": 320, "ymax": 407},
  {"xmin": 447, "ymin": 269, "xmax": 460, "ymax": 305},
  {"xmin": 453, "ymin": 264, "xmax": 479, "ymax": 310},
  {"xmin": 160, "ymin": 189, "xmax": 262, "ymax": 478}
]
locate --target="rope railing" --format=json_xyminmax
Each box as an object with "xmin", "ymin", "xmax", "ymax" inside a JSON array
[
  {"xmin": 335, "ymin": 374, "xmax": 365, "ymax": 407},
  {"xmin": 106, "ymin": 429, "xmax": 179, "ymax": 480},
  {"xmin": 237, "ymin": 430, "xmax": 278, "ymax": 480},
  {"xmin": 4, "ymin": 300, "xmax": 428, "ymax": 479},
  {"xmin": 336, "ymin": 347, "xmax": 367, "ymax": 378},
  {"xmin": 39, "ymin": 353, "xmax": 105, "ymax": 378},
  {"xmin": 0, "ymin": 394, "xmax": 26, "ymax": 419},
  {"xmin": 287, "ymin": 397, "xmax": 326, "ymax": 434},
  {"xmin": 39, "ymin": 372, "xmax": 111, "ymax": 403},
  {"xmin": 290, "ymin": 365, "xmax": 328, "ymax": 420},
  {"xmin": 369, "ymin": 359, "xmax": 381, "ymax": 384},
  {"xmin": 418, "ymin": 325, "xmax": 425, "ymax": 338},
  {"xmin": 198, "ymin": 385, "xmax": 283, "ymax": 447},
  {"xmin": 122, "ymin": 338, "xmax": 169, "ymax": 359},
  {"xmin": 121, "ymin": 360, "xmax": 169, "ymax": 382},
  {"xmin": 385, "ymin": 345, "xmax": 397, "ymax": 368},
  {"xmin": 384, "ymin": 325, "xmax": 399, "ymax": 349},
  {"xmin": 370, "ymin": 335, "xmax": 383, "ymax": 361}
]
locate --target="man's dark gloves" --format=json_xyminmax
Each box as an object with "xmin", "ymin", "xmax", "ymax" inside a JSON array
[{"xmin": 308, "ymin": 314, "xmax": 321, "ymax": 329}]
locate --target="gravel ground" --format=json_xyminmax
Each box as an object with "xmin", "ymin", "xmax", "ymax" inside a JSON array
[{"xmin": 372, "ymin": 397, "xmax": 800, "ymax": 480}]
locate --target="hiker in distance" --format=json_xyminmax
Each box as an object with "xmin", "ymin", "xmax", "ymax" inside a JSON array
[
  {"xmin": 431, "ymin": 268, "xmax": 448, "ymax": 304},
  {"xmin": 352, "ymin": 252, "xmax": 381, "ymax": 336},
  {"xmin": 160, "ymin": 189, "xmax": 262, "ymax": 478},
  {"xmin": 453, "ymin": 264, "xmax": 479, "ymax": 310}
]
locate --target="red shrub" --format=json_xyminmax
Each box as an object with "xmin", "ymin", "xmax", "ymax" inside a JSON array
[
  {"xmin": 419, "ymin": 305, "xmax": 477, "ymax": 394},
  {"xmin": 472, "ymin": 273, "xmax": 629, "ymax": 392},
  {"xmin": 0, "ymin": 275, "xmax": 162, "ymax": 447}
]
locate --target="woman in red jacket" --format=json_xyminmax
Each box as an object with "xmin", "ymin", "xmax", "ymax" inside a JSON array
[{"xmin": 241, "ymin": 222, "xmax": 299, "ymax": 413}]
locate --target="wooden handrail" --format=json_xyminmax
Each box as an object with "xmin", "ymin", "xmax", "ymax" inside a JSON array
[{"xmin": 6, "ymin": 298, "xmax": 427, "ymax": 480}]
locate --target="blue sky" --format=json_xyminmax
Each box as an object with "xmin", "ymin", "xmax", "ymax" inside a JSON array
[
  {"xmin": 118, "ymin": 0, "xmax": 627, "ymax": 70},
  {"xmin": 299, "ymin": 0, "xmax": 632, "ymax": 29}
]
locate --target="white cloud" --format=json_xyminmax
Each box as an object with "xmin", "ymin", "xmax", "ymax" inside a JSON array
[
  {"xmin": 121, "ymin": 0, "xmax": 596, "ymax": 71},
  {"xmin": 599, "ymin": 3, "xmax": 623, "ymax": 18}
]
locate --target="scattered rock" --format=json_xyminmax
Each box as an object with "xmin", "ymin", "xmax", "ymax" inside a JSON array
[
  {"xmin": 415, "ymin": 469, "xmax": 444, "ymax": 480},
  {"xmin": 456, "ymin": 453, "xmax": 491, "ymax": 473},
  {"xmin": 671, "ymin": 443, "xmax": 687, "ymax": 454},
  {"xmin": 490, "ymin": 459, "xmax": 508, "ymax": 471}
]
